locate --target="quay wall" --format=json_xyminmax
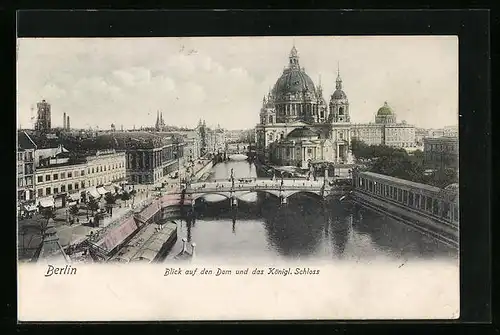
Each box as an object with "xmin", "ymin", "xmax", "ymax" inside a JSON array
[
  {"xmin": 193, "ymin": 160, "xmax": 213, "ymax": 181},
  {"xmin": 350, "ymin": 190, "xmax": 458, "ymax": 248}
]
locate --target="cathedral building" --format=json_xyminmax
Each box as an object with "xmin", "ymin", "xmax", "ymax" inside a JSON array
[
  {"xmin": 255, "ymin": 45, "xmax": 417, "ymax": 168},
  {"xmin": 255, "ymin": 45, "xmax": 352, "ymax": 168}
]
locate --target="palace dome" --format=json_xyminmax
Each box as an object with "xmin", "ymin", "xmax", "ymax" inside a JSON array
[{"xmin": 377, "ymin": 102, "xmax": 394, "ymax": 116}]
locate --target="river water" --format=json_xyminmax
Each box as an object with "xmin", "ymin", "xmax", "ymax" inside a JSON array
[{"xmin": 167, "ymin": 160, "xmax": 458, "ymax": 264}]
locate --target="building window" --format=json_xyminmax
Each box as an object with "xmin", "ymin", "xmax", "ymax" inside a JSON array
[
  {"xmin": 81, "ymin": 181, "xmax": 85, "ymax": 188},
  {"xmin": 37, "ymin": 176, "xmax": 43, "ymax": 183},
  {"xmin": 46, "ymin": 187, "xmax": 51, "ymax": 195},
  {"xmin": 38, "ymin": 189, "xmax": 43, "ymax": 197},
  {"xmin": 53, "ymin": 187, "xmax": 59, "ymax": 194},
  {"xmin": 61, "ymin": 172, "xmax": 66, "ymax": 179},
  {"xmin": 45, "ymin": 175, "xmax": 51, "ymax": 181},
  {"xmin": 53, "ymin": 173, "xmax": 58, "ymax": 180},
  {"xmin": 75, "ymin": 183, "xmax": 79, "ymax": 190},
  {"xmin": 68, "ymin": 184, "xmax": 73, "ymax": 191},
  {"xmin": 92, "ymin": 168, "xmax": 94, "ymax": 173},
  {"xmin": 61, "ymin": 185, "xmax": 66, "ymax": 192},
  {"xmin": 68, "ymin": 172, "xmax": 72, "ymax": 178},
  {"xmin": 81, "ymin": 170, "xmax": 85, "ymax": 176},
  {"xmin": 74, "ymin": 171, "xmax": 79, "ymax": 177}
]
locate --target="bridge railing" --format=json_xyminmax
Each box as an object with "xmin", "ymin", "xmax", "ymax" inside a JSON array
[{"xmin": 185, "ymin": 185, "xmax": 325, "ymax": 193}]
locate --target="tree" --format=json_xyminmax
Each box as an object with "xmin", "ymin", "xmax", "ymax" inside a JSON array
[
  {"xmin": 104, "ymin": 193, "xmax": 116, "ymax": 216},
  {"xmin": 88, "ymin": 197, "xmax": 99, "ymax": 216},
  {"xmin": 39, "ymin": 207, "xmax": 56, "ymax": 237},
  {"xmin": 121, "ymin": 191, "xmax": 131, "ymax": 206}
]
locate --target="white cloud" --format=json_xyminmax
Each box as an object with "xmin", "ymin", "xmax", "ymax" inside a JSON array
[{"xmin": 17, "ymin": 36, "xmax": 458, "ymax": 130}]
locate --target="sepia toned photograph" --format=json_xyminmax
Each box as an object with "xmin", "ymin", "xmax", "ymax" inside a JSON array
[{"xmin": 17, "ymin": 36, "xmax": 459, "ymax": 321}]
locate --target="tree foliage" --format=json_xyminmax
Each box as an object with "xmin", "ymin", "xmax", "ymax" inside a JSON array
[
  {"xmin": 104, "ymin": 192, "xmax": 116, "ymax": 205},
  {"xmin": 351, "ymin": 139, "xmax": 457, "ymax": 188},
  {"xmin": 88, "ymin": 197, "xmax": 99, "ymax": 214},
  {"xmin": 40, "ymin": 207, "xmax": 56, "ymax": 234},
  {"xmin": 121, "ymin": 191, "xmax": 131, "ymax": 202}
]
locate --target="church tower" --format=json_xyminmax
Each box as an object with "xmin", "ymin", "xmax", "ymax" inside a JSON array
[
  {"xmin": 329, "ymin": 64, "xmax": 350, "ymax": 123},
  {"xmin": 328, "ymin": 63, "xmax": 352, "ymax": 164},
  {"xmin": 316, "ymin": 75, "xmax": 328, "ymax": 123}
]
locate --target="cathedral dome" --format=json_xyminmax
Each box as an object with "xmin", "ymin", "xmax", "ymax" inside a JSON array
[
  {"xmin": 377, "ymin": 102, "xmax": 394, "ymax": 116},
  {"xmin": 273, "ymin": 68, "xmax": 317, "ymax": 98},
  {"xmin": 272, "ymin": 46, "xmax": 317, "ymax": 99}
]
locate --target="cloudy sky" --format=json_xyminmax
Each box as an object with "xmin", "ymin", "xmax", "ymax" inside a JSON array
[{"xmin": 17, "ymin": 36, "xmax": 458, "ymax": 130}]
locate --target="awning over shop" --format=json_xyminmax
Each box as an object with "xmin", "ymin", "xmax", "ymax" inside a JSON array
[
  {"xmin": 38, "ymin": 197, "xmax": 55, "ymax": 208},
  {"xmin": 24, "ymin": 204, "xmax": 38, "ymax": 212},
  {"xmin": 68, "ymin": 192, "xmax": 80, "ymax": 201},
  {"xmin": 104, "ymin": 185, "xmax": 115, "ymax": 193},
  {"xmin": 86, "ymin": 187, "xmax": 100, "ymax": 199},
  {"xmin": 97, "ymin": 187, "xmax": 108, "ymax": 195},
  {"xmin": 112, "ymin": 183, "xmax": 122, "ymax": 190}
]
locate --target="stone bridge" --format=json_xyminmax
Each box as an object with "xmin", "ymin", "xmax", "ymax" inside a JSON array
[{"xmin": 180, "ymin": 178, "xmax": 352, "ymax": 206}]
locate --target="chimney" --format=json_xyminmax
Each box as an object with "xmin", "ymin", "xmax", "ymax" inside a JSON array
[
  {"xmin": 63, "ymin": 112, "xmax": 67, "ymax": 129},
  {"xmin": 67, "ymin": 115, "xmax": 70, "ymax": 129}
]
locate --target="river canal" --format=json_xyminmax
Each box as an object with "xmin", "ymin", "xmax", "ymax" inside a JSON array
[{"xmin": 166, "ymin": 160, "xmax": 458, "ymax": 264}]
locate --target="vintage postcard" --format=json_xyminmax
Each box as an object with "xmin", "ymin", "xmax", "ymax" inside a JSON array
[{"xmin": 17, "ymin": 36, "xmax": 459, "ymax": 321}]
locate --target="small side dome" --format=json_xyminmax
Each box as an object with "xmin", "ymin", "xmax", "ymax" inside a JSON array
[
  {"xmin": 377, "ymin": 101, "xmax": 394, "ymax": 116},
  {"xmin": 331, "ymin": 90, "xmax": 347, "ymax": 100}
]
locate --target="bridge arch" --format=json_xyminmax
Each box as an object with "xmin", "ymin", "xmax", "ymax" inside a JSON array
[
  {"xmin": 190, "ymin": 192, "xmax": 232, "ymax": 202},
  {"xmin": 284, "ymin": 190, "xmax": 323, "ymax": 199}
]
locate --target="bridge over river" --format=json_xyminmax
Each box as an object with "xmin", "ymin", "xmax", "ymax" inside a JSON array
[{"xmin": 176, "ymin": 177, "xmax": 352, "ymax": 205}]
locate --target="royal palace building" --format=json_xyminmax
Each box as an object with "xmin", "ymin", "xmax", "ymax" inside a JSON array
[{"xmin": 255, "ymin": 45, "xmax": 416, "ymax": 168}]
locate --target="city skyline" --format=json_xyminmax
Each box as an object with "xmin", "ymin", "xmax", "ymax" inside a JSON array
[{"xmin": 17, "ymin": 36, "xmax": 458, "ymax": 130}]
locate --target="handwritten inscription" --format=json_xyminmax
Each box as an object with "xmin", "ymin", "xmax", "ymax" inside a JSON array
[{"xmin": 45, "ymin": 264, "xmax": 77, "ymax": 277}]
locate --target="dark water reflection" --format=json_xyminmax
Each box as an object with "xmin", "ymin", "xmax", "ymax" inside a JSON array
[{"xmin": 166, "ymin": 161, "xmax": 458, "ymax": 263}]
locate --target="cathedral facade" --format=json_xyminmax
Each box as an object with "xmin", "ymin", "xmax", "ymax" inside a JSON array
[
  {"xmin": 255, "ymin": 46, "xmax": 352, "ymax": 169},
  {"xmin": 255, "ymin": 45, "xmax": 416, "ymax": 168}
]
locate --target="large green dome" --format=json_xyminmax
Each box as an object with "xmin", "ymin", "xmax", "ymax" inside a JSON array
[{"xmin": 377, "ymin": 101, "xmax": 394, "ymax": 116}]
